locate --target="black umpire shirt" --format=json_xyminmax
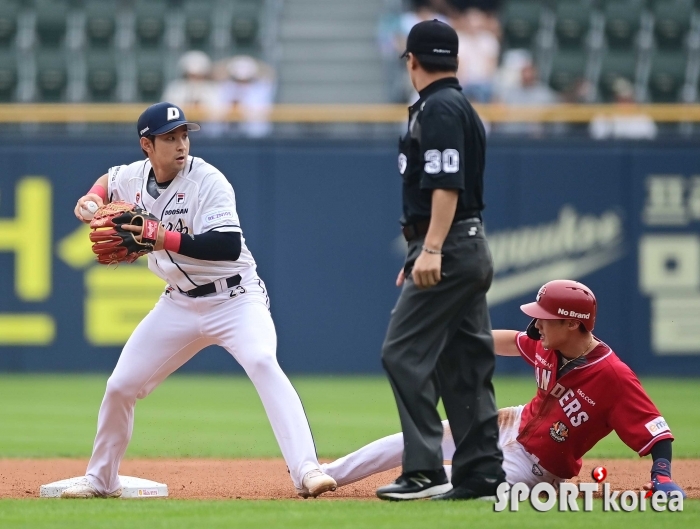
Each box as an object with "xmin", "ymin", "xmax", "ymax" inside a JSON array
[{"xmin": 398, "ymin": 76, "xmax": 486, "ymax": 226}]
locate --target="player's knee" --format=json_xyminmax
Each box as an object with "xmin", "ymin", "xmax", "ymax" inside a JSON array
[
  {"xmin": 241, "ymin": 350, "xmax": 278, "ymax": 380},
  {"xmin": 105, "ymin": 376, "xmax": 139, "ymax": 402}
]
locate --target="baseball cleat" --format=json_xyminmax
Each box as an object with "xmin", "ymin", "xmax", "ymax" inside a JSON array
[
  {"xmin": 296, "ymin": 469, "xmax": 337, "ymax": 499},
  {"xmin": 431, "ymin": 474, "xmax": 506, "ymax": 501},
  {"xmin": 376, "ymin": 469, "xmax": 452, "ymax": 501},
  {"xmin": 60, "ymin": 478, "xmax": 122, "ymax": 499}
]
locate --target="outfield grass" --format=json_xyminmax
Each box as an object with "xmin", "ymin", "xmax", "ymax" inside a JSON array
[
  {"xmin": 0, "ymin": 375, "xmax": 698, "ymax": 459},
  {"xmin": 0, "ymin": 499, "xmax": 697, "ymax": 529}
]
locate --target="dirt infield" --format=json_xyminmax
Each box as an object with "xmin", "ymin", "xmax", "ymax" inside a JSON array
[{"xmin": 1, "ymin": 458, "xmax": 698, "ymax": 499}]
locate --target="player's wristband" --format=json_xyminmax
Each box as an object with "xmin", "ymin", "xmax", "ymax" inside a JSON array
[
  {"xmin": 88, "ymin": 184, "xmax": 107, "ymax": 202},
  {"xmin": 163, "ymin": 231, "xmax": 181, "ymax": 253}
]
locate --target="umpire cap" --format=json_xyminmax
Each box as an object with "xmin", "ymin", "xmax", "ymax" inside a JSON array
[
  {"xmin": 401, "ymin": 19, "xmax": 459, "ymax": 59},
  {"xmin": 137, "ymin": 102, "xmax": 200, "ymax": 138},
  {"xmin": 520, "ymin": 280, "xmax": 597, "ymax": 331}
]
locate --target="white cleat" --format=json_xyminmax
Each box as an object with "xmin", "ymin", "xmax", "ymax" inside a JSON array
[
  {"xmin": 296, "ymin": 469, "xmax": 337, "ymax": 499},
  {"xmin": 60, "ymin": 478, "xmax": 122, "ymax": 499}
]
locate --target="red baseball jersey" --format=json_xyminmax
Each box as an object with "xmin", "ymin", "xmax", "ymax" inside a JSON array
[{"xmin": 514, "ymin": 332, "xmax": 674, "ymax": 479}]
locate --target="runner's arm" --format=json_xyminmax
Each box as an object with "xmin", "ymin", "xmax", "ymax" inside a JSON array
[{"xmin": 493, "ymin": 330, "xmax": 520, "ymax": 356}]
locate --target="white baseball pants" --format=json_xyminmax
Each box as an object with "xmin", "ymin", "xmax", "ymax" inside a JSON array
[
  {"xmin": 85, "ymin": 274, "xmax": 320, "ymax": 494},
  {"xmin": 322, "ymin": 405, "xmax": 562, "ymax": 488}
]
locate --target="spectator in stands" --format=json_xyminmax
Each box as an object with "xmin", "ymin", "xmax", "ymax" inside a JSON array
[
  {"xmin": 589, "ymin": 78, "xmax": 657, "ymax": 140},
  {"xmin": 217, "ymin": 55, "xmax": 275, "ymax": 138},
  {"xmin": 494, "ymin": 50, "xmax": 559, "ymax": 136},
  {"xmin": 443, "ymin": 0, "xmax": 502, "ymax": 38},
  {"xmin": 378, "ymin": 0, "xmax": 446, "ymax": 102},
  {"xmin": 162, "ymin": 51, "xmax": 221, "ymax": 117},
  {"xmin": 496, "ymin": 50, "xmax": 558, "ymax": 106},
  {"xmin": 453, "ymin": 8, "xmax": 500, "ymax": 102}
]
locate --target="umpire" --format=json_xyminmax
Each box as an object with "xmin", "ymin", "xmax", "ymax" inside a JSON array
[{"xmin": 376, "ymin": 20, "xmax": 505, "ymax": 501}]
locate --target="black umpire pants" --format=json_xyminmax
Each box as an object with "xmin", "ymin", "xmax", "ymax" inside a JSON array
[{"xmin": 381, "ymin": 220, "xmax": 504, "ymax": 486}]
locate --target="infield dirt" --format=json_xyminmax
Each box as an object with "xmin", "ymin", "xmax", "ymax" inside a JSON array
[{"xmin": 1, "ymin": 458, "xmax": 698, "ymax": 500}]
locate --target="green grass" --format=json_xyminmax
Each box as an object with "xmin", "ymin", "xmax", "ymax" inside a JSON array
[
  {"xmin": 0, "ymin": 375, "xmax": 698, "ymax": 459},
  {"xmin": 1, "ymin": 375, "xmax": 698, "ymax": 528},
  {"xmin": 0, "ymin": 499, "xmax": 698, "ymax": 529}
]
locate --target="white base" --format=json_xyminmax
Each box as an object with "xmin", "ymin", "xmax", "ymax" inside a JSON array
[{"xmin": 40, "ymin": 475, "xmax": 168, "ymax": 499}]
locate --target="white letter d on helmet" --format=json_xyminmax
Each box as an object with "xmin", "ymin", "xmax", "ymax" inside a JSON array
[{"xmin": 167, "ymin": 107, "xmax": 180, "ymax": 121}]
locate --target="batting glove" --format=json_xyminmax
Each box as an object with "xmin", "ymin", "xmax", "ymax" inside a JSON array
[{"xmin": 646, "ymin": 458, "xmax": 686, "ymax": 498}]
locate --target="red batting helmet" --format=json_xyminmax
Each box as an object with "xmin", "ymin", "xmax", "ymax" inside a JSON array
[{"xmin": 520, "ymin": 280, "xmax": 597, "ymax": 331}]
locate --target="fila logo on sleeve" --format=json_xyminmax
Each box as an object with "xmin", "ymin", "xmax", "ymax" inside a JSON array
[
  {"xmin": 176, "ymin": 192, "xmax": 185, "ymax": 204},
  {"xmin": 167, "ymin": 107, "xmax": 180, "ymax": 121}
]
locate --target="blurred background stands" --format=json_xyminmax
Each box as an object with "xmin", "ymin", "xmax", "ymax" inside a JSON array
[
  {"xmin": 499, "ymin": 0, "xmax": 700, "ymax": 104},
  {"xmin": 0, "ymin": 1, "xmax": 699, "ymax": 139},
  {"xmin": 0, "ymin": 0, "xmax": 268, "ymax": 103},
  {"xmin": 380, "ymin": 0, "xmax": 700, "ymax": 106}
]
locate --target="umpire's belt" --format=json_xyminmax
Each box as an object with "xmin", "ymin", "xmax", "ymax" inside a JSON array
[
  {"xmin": 182, "ymin": 274, "xmax": 241, "ymax": 298},
  {"xmin": 401, "ymin": 217, "xmax": 481, "ymax": 242}
]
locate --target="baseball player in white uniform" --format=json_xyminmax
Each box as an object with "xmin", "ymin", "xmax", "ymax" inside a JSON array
[{"xmin": 62, "ymin": 102, "xmax": 336, "ymax": 499}]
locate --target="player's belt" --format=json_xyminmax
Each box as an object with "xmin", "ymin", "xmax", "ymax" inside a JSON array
[
  {"xmin": 401, "ymin": 217, "xmax": 481, "ymax": 242},
  {"xmin": 182, "ymin": 274, "xmax": 242, "ymax": 298}
]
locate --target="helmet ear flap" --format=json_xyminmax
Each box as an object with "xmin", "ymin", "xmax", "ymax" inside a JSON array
[{"xmin": 526, "ymin": 318, "xmax": 541, "ymax": 340}]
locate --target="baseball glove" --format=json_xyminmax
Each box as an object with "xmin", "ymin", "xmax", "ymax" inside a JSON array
[{"xmin": 89, "ymin": 201, "xmax": 163, "ymax": 264}]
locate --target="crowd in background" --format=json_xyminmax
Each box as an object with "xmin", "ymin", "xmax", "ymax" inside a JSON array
[
  {"xmin": 161, "ymin": 1, "xmax": 659, "ymax": 140},
  {"xmin": 379, "ymin": 0, "xmax": 657, "ymax": 139},
  {"xmin": 380, "ymin": 1, "xmax": 531, "ymax": 105},
  {"xmin": 163, "ymin": 51, "xmax": 275, "ymax": 138}
]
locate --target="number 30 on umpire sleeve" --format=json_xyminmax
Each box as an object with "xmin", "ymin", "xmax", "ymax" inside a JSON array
[{"xmin": 424, "ymin": 149, "xmax": 460, "ymax": 174}]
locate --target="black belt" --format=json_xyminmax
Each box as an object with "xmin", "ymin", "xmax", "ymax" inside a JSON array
[
  {"xmin": 401, "ymin": 217, "xmax": 481, "ymax": 242},
  {"xmin": 182, "ymin": 274, "xmax": 241, "ymax": 298}
]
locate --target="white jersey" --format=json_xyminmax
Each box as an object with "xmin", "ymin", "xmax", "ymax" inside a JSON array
[{"xmin": 107, "ymin": 155, "xmax": 256, "ymax": 290}]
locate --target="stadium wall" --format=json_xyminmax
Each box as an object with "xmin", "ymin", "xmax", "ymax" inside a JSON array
[{"xmin": 0, "ymin": 138, "xmax": 699, "ymax": 375}]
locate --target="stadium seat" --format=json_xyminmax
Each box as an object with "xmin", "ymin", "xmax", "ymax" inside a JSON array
[
  {"xmin": 603, "ymin": 0, "xmax": 643, "ymax": 50},
  {"xmin": 84, "ymin": 0, "xmax": 116, "ymax": 49},
  {"xmin": 36, "ymin": 51, "xmax": 67, "ymax": 101},
  {"xmin": 134, "ymin": 0, "xmax": 167, "ymax": 48},
  {"xmin": 501, "ymin": 0, "xmax": 543, "ymax": 49},
  {"xmin": 183, "ymin": 0, "xmax": 213, "ymax": 50},
  {"xmin": 86, "ymin": 50, "xmax": 117, "ymax": 101},
  {"xmin": 232, "ymin": 0, "xmax": 260, "ymax": 49},
  {"xmin": 136, "ymin": 52, "xmax": 165, "ymax": 101},
  {"xmin": 647, "ymin": 50, "xmax": 687, "ymax": 101},
  {"xmin": 652, "ymin": 0, "xmax": 693, "ymax": 49},
  {"xmin": 549, "ymin": 50, "xmax": 588, "ymax": 95},
  {"xmin": 0, "ymin": 50, "xmax": 17, "ymax": 100},
  {"xmin": 35, "ymin": 0, "xmax": 68, "ymax": 48},
  {"xmin": 598, "ymin": 51, "xmax": 637, "ymax": 101},
  {"xmin": 0, "ymin": 0, "xmax": 18, "ymax": 48},
  {"xmin": 555, "ymin": 1, "xmax": 592, "ymax": 49}
]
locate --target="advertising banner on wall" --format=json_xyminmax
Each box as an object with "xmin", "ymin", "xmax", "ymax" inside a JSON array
[{"xmin": 0, "ymin": 139, "xmax": 698, "ymax": 374}]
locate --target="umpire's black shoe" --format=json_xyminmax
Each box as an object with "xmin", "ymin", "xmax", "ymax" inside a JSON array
[
  {"xmin": 376, "ymin": 469, "xmax": 452, "ymax": 501},
  {"xmin": 431, "ymin": 474, "xmax": 506, "ymax": 501}
]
